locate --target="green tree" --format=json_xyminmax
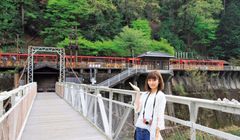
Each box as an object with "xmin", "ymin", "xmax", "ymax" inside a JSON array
[
  {"xmin": 157, "ymin": 0, "xmax": 191, "ymax": 51},
  {"xmin": 0, "ymin": 0, "xmax": 21, "ymax": 49},
  {"xmin": 158, "ymin": 20, "xmax": 186, "ymax": 51},
  {"xmin": 177, "ymin": 0, "xmax": 223, "ymax": 54},
  {"xmin": 131, "ymin": 19, "xmax": 151, "ymax": 38},
  {"xmin": 114, "ymin": 26, "xmax": 149, "ymax": 57},
  {"xmin": 42, "ymin": 0, "xmax": 122, "ymax": 45},
  {"xmin": 114, "ymin": 0, "xmax": 146, "ymax": 25},
  {"xmin": 216, "ymin": 0, "xmax": 240, "ymax": 59},
  {"xmin": 23, "ymin": 0, "xmax": 44, "ymax": 36},
  {"xmin": 95, "ymin": 40, "xmax": 123, "ymax": 56},
  {"xmin": 41, "ymin": 0, "xmax": 92, "ymax": 46},
  {"xmin": 82, "ymin": 0, "xmax": 122, "ymax": 41},
  {"xmin": 144, "ymin": 0, "xmax": 160, "ymax": 21},
  {"xmin": 149, "ymin": 38, "xmax": 175, "ymax": 55}
]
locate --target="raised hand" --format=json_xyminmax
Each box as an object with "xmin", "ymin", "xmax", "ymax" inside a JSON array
[{"xmin": 129, "ymin": 82, "xmax": 140, "ymax": 91}]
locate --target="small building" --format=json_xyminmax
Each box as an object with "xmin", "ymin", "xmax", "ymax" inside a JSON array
[{"xmin": 137, "ymin": 51, "xmax": 174, "ymax": 70}]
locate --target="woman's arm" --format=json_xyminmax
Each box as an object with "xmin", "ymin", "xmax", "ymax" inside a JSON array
[
  {"xmin": 134, "ymin": 90, "xmax": 141, "ymax": 113},
  {"xmin": 129, "ymin": 82, "xmax": 142, "ymax": 113}
]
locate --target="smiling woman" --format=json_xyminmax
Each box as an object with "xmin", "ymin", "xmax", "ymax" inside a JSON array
[{"xmin": 130, "ymin": 70, "xmax": 166, "ymax": 140}]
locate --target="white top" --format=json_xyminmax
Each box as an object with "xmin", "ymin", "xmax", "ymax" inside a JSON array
[{"xmin": 135, "ymin": 91, "xmax": 166, "ymax": 140}]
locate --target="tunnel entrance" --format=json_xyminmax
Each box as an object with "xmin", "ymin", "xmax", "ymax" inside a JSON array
[{"xmin": 34, "ymin": 66, "xmax": 59, "ymax": 92}]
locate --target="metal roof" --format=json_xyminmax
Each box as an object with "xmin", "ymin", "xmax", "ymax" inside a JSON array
[{"xmin": 137, "ymin": 51, "xmax": 174, "ymax": 58}]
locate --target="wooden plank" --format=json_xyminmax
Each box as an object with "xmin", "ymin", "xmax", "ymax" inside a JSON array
[{"xmin": 21, "ymin": 92, "xmax": 108, "ymax": 140}]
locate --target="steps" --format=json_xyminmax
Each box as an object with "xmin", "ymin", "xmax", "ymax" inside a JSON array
[{"xmin": 98, "ymin": 68, "xmax": 147, "ymax": 87}]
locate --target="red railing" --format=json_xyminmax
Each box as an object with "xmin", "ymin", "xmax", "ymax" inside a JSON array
[{"xmin": 0, "ymin": 53, "xmax": 225, "ymax": 70}]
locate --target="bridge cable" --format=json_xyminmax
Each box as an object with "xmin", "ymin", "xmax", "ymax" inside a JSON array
[
  {"xmin": 17, "ymin": 58, "xmax": 29, "ymax": 87},
  {"xmin": 65, "ymin": 58, "xmax": 81, "ymax": 83}
]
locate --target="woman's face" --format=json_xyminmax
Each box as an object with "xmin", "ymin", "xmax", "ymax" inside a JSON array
[{"xmin": 147, "ymin": 78, "xmax": 159, "ymax": 91}]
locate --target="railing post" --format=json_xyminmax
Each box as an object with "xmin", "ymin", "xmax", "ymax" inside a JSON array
[
  {"xmin": 68, "ymin": 84, "xmax": 72, "ymax": 102},
  {"xmin": 97, "ymin": 93, "xmax": 110, "ymax": 137},
  {"xmin": 79, "ymin": 86, "xmax": 87, "ymax": 116},
  {"xmin": 11, "ymin": 94, "xmax": 16, "ymax": 106},
  {"xmin": 70, "ymin": 85, "xmax": 74, "ymax": 107},
  {"xmin": 109, "ymin": 90, "xmax": 113, "ymax": 139},
  {"xmin": 64, "ymin": 84, "xmax": 68, "ymax": 100},
  {"xmin": 189, "ymin": 102, "xmax": 198, "ymax": 140},
  {"xmin": 94, "ymin": 88, "xmax": 98, "ymax": 124},
  {"xmin": 0, "ymin": 100, "xmax": 3, "ymax": 116}
]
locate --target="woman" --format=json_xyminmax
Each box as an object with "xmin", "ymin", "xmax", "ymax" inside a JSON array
[{"xmin": 129, "ymin": 70, "xmax": 166, "ymax": 140}]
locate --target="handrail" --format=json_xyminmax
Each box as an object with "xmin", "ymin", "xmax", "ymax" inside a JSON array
[
  {"xmin": 57, "ymin": 82, "xmax": 240, "ymax": 140},
  {"xmin": 0, "ymin": 82, "xmax": 37, "ymax": 140},
  {"xmin": 98, "ymin": 68, "xmax": 147, "ymax": 87}
]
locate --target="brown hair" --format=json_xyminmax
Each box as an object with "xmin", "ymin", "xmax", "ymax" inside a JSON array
[{"xmin": 144, "ymin": 70, "xmax": 164, "ymax": 92}]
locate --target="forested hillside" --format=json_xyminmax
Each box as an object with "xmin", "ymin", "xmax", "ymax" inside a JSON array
[{"xmin": 0, "ymin": 0, "xmax": 239, "ymax": 59}]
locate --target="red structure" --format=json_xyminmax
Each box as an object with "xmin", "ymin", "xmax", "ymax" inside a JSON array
[
  {"xmin": 170, "ymin": 59, "xmax": 225, "ymax": 70},
  {"xmin": 0, "ymin": 53, "xmax": 225, "ymax": 70}
]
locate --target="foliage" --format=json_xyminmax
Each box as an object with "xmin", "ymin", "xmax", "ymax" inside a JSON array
[
  {"xmin": 144, "ymin": 0, "xmax": 160, "ymax": 21},
  {"xmin": 0, "ymin": 0, "xmax": 21, "ymax": 46},
  {"xmin": 41, "ymin": 0, "xmax": 92, "ymax": 46},
  {"xmin": 221, "ymin": 125, "xmax": 240, "ymax": 136},
  {"xmin": 58, "ymin": 23, "xmax": 174, "ymax": 56},
  {"xmin": 3, "ymin": 0, "xmax": 238, "ymax": 60},
  {"xmin": 114, "ymin": 26, "xmax": 149, "ymax": 56},
  {"xmin": 158, "ymin": 21, "xmax": 186, "ymax": 51},
  {"xmin": 187, "ymin": 70, "xmax": 208, "ymax": 92},
  {"xmin": 216, "ymin": 0, "xmax": 240, "ymax": 59},
  {"xmin": 229, "ymin": 57, "xmax": 240, "ymax": 66},
  {"xmin": 23, "ymin": 0, "xmax": 44, "ymax": 36},
  {"xmin": 114, "ymin": 0, "xmax": 146, "ymax": 24},
  {"xmin": 177, "ymin": 0, "xmax": 223, "ymax": 52},
  {"xmin": 81, "ymin": 0, "xmax": 122, "ymax": 41},
  {"xmin": 149, "ymin": 39, "xmax": 175, "ymax": 55},
  {"xmin": 42, "ymin": 0, "xmax": 123, "ymax": 46},
  {"xmin": 131, "ymin": 19, "xmax": 151, "ymax": 39},
  {"xmin": 173, "ymin": 83, "xmax": 187, "ymax": 96},
  {"xmin": 94, "ymin": 40, "xmax": 122, "ymax": 56},
  {"xmin": 57, "ymin": 37, "xmax": 123, "ymax": 56}
]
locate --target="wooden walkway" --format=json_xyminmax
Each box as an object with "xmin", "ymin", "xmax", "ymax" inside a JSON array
[{"xmin": 21, "ymin": 92, "xmax": 108, "ymax": 140}]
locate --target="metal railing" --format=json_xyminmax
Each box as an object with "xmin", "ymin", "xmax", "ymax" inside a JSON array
[
  {"xmin": 0, "ymin": 82, "xmax": 37, "ymax": 140},
  {"xmin": 224, "ymin": 66, "xmax": 240, "ymax": 71},
  {"xmin": 56, "ymin": 82, "xmax": 240, "ymax": 140},
  {"xmin": 98, "ymin": 68, "xmax": 147, "ymax": 87}
]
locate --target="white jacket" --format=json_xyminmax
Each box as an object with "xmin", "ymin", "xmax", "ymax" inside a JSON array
[{"xmin": 135, "ymin": 91, "xmax": 166, "ymax": 140}]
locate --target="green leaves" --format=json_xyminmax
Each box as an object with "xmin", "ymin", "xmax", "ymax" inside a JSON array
[
  {"xmin": 149, "ymin": 39, "xmax": 175, "ymax": 55},
  {"xmin": 1, "ymin": 0, "xmax": 234, "ymax": 60},
  {"xmin": 0, "ymin": 0, "xmax": 21, "ymax": 39},
  {"xmin": 216, "ymin": 0, "xmax": 240, "ymax": 59},
  {"xmin": 57, "ymin": 22, "xmax": 174, "ymax": 56},
  {"xmin": 174, "ymin": 0, "xmax": 223, "ymax": 55},
  {"xmin": 114, "ymin": 26, "xmax": 148, "ymax": 56},
  {"xmin": 41, "ymin": 0, "xmax": 92, "ymax": 46},
  {"xmin": 131, "ymin": 19, "xmax": 151, "ymax": 39}
]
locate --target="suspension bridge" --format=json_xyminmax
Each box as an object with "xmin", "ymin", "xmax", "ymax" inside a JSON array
[{"xmin": 0, "ymin": 46, "xmax": 240, "ymax": 140}]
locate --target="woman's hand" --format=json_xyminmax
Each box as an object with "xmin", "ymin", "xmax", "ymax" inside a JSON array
[
  {"xmin": 129, "ymin": 82, "xmax": 140, "ymax": 91},
  {"xmin": 155, "ymin": 127, "xmax": 160, "ymax": 139},
  {"xmin": 129, "ymin": 82, "xmax": 141, "ymax": 112}
]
